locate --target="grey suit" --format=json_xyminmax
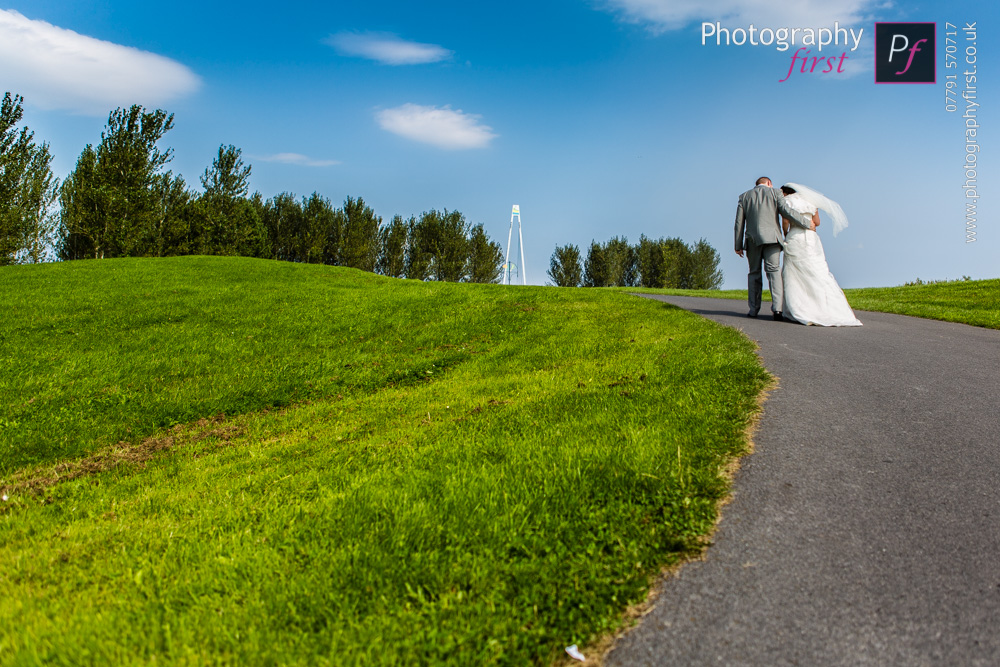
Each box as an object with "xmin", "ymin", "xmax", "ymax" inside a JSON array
[{"xmin": 735, "ymin": 185, "xmax": 813, "ymax": 316}]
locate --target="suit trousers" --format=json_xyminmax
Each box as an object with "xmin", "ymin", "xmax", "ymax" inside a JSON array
[{"xmin": 746, "ymin": 241, "xmax": 783, "ymax": 314}]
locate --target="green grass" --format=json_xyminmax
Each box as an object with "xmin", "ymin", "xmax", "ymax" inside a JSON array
[
  {"xmin": 0, "ymin": 257, "xmax": 769, "ymax": 665},
  {"xmin": 628, "ymin": 279, "xmax": 1000, "ymax": 329},
  {"xmin": 843, "ymin": 279, "xmax": 1000, "ymax": 329}
]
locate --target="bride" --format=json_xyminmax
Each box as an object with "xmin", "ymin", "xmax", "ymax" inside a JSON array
[{"xmin": 779, "ymin": 183, "xmax": 862, "ymax": 327}]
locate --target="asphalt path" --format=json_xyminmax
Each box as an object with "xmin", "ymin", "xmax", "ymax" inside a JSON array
[{"xmin": 604, "ymin": 295, "xmax": 1000, "ymax": 666}]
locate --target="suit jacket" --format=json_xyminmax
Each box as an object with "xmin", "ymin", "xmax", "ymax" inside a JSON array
[{"xmin": 734, "ymin": 185, "xmax": 813, "ymax": 251}]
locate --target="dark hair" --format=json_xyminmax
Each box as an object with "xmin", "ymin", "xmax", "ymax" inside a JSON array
[
  {"xmin": 780, "ymin": 185, "xmax": 796, "ymax": 195},
  {"xmin": 755, "ymin": 176, "xmax": 770, "ymax": 186}
]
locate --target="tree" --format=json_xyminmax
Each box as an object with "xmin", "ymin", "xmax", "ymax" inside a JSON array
[
  {"xmin": 244, "ymin": 192, "xmax": 271, "ymax": 258},
  {"xmin": 260, "ymin": 192, "xmax": 303, "ymax": 262},
  {"xmin": 189, "ymin": 145, "xmax": 263, "ymax": 257},
  {"xmin": 140, "ymin": 171, "xmax": 193, "ymax": 257},
  {"xmin": 317, "ymin": 197, "xmax": 346, "ymax": 267},
  {"xmin": 663, "ymin": 238, "xmax": 693, "ymax": 288},
  {"xmin": 407, "ymin": 209, "xmax": 469, "ymax": 281},
  {"xmin": 378, "ymin": 214, "xmax": 408, "ymax": 278},
  {"xmin": 341, "ymin": 196, "xmax": 381, "ymax": 272},
  {"xmin": 59, "ymin": 105, "xmax": 176, "ymax": 259},
  {"xmin": 298, "ymin": 193, "xmax": 339, "ymax": 265},
  {"xmin": 466, "ymin": 223, "xmax": 503, "ymax": 283},
  {"xmin": 583, "ymin": 240, "xmax": 607, "ymax": 287},
  {"xmin": 547, "ymin": 244, "xmax": 582, "ymax": 287},
  {"xmin": 0, "ymin": 92, "xmax": 59, "ymax": 265},
  {"xmin": 57, "ymin": 145, "xmax": 99, "ymax": 260},
  {"xmin": 636, "ymin": 235, "xmax": 696, "ymax": 288},
  {"xmin": 603, "ymin": 236, "xmax": 636, "ymax": 287},
  {"xmin": 201, "ymin": 144, "xmax": 251, "ymax": 199},
  {"xmin": 405, "ymin": 215, "xmax": 433, "ymax": 281},
  {"xmin": 636, "ymin": 235, "xmax": 664, "ymax": 288},
  {"xmin": 687, "ymin": 238, "xmax": 723, "ymax": 289},
  {"xmin": 583, "ymin": 237, "xmax": 634, "ymax": 287}
]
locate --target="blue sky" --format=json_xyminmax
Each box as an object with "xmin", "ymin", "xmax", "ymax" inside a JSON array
[{"xmin": 2, "ymin": 0, "xmax": 995, "ymax": 287}]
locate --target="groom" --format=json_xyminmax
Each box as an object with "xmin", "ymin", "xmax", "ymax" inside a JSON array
[{"xmin": 734, "ymin": 176, "xmax": 814, "ymax": 320}]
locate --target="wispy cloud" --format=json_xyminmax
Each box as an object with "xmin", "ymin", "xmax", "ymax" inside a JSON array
[
  {"xmin": 325, "ymin": 31, "xmax": 452, "ymax": 65},
  {"xmin": 0, "ymin": 9, "xmax": 200, "ymax": 115},
  {"xmin": 254, "ymin": 153, "xmax": 340, "ymax": 167},
  {"xmin": 376, "ymin": 104, "xmax": 497, "ymax": 150},
  {"xmin": 600, "ymin": 0, "xmax": 884, "ymax": 32}
]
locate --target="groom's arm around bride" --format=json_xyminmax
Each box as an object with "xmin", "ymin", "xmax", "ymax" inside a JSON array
[
  {"xmin": 734, "ymin": 177, "xmax": 814, "ymax": 259},
  {"xmin": 734, "ymin": 176, "xmax": 814, "ymax": 319}
]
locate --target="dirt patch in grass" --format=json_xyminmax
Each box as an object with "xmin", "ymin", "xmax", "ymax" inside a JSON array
[{"xmin": 0, "ymin": 415, "xmax": 244, "ymax": 506}]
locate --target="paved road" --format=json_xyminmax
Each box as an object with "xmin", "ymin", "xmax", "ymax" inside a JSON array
[{"xmin": 604, "ymin": 295, "xmax": 1000, "ymax": 666}]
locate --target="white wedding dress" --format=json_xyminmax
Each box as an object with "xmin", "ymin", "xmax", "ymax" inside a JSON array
[{"xmin": 780, "ymin": 193, "xmax": 862, "ymax": 327}]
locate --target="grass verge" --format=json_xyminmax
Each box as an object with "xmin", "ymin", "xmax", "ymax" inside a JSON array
[
  {"xmin": 1, "ymin": 257, "xmax": 768, "ymax": 665},
  {"xmin": 627, "ymin": 278, "xmax": 999, "ymax": 329},
  {"xmin": 843, "ymin": 279, "xmax": 999, "ymax": 329}
]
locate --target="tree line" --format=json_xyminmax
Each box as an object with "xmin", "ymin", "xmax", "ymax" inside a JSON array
[
  {"xmin": 1, "ymin": 93, "xmax": 504, "ymax": 282},
  {"xmin": 548, "ymin": 235, "xmax": 723, "ymax": 289},
  {"xmin": 2, "ymin": 91, "xmax": 724, "ymax": 288}
]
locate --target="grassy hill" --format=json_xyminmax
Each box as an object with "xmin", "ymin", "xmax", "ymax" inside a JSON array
[
  {"xmin": 844, "ymin": 279, "xmax": 1000, "ymax": 329},
  {"xmin": 0, "ymin": 257, "xmax": 768, "ymax": 665}
]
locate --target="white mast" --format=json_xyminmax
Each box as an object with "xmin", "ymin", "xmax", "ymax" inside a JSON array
[{"xmin": 504, "ymin": 204, "xmax": 526, "ymax": 285}]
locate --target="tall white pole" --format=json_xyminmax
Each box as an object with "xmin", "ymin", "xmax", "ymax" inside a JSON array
[{"xmin": 506, "ymin": 205, "xmax": 522, "ymax": 286}]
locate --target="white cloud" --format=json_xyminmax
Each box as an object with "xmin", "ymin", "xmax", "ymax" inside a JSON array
[
  {"xmin": 254, "ymin": 153, "xmax": 340, "ymax": 167},
  {"xmin": 376, "ymin": 104, "xmax": 497, "ymax": 150},
  {"xmin": 600, "ymin": 0, "xmax": 883, "ymax": 32},
  {"xmin": 0, "ymin": 9, "xmax": 200, "ymax": 115},
  {"xmin": 325, "ymin": 32, "xmax": 452, "ymax": 65}
]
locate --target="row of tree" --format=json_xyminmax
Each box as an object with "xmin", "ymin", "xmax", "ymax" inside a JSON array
[
  {"xmin": 1, "ymin": 94, "xmax": 504, "ymax": 282},
  {"xmin": 1, "ymin": 91, "xmax": 723, "ymax": 289},
  {"xmin": 548, "ymin": 235, "xmax": 723, "ymax": 289}
]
